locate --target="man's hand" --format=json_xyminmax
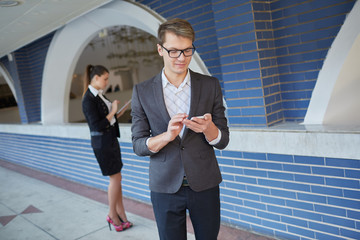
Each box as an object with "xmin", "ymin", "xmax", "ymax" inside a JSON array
[
  {"xmin": 147, "ymin": 113, "xmax": 188, "ymax": 153},
  {"xmin": 183, "ymin": 113, "xmax": 219, "ymax": 142},
  {"xmin": 165, "ymin": 113, "xmax": 188, "ymax": 141}
]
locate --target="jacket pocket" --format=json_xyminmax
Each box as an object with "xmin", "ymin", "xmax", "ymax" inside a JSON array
[{"xmin": 199, "ymin": 148, "xmax": 216, "ymax": 160}]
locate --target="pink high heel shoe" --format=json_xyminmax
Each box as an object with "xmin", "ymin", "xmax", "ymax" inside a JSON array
[
  {"xmin": 106, "ymin": 216, "xmax": 123, "ymax": 232},
  {"xmin": 122, "ymin": 221, "xmax": 133, "ymax": 230},
  {"xmin": 119, "ymin": 216, "xmax": 133, "ymax": 230}
]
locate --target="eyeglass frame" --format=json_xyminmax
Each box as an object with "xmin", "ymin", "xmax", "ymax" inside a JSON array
[{"xmin": 159, "ymin": 44, "xmax": 196, "ymax": 58}]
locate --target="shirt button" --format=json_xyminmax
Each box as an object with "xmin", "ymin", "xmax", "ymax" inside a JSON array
[{"xmin": 180, "ymin": 146, "xmax": 184, "ymax": 150}]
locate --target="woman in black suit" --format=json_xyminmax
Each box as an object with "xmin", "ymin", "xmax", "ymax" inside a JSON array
[{"xmin": 82, "ymin": 65, "xmax": 132, "ymax": 232}]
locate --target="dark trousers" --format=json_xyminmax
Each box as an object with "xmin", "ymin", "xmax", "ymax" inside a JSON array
[{"xmin": 151, "ymin": 185, "xmax": 220, "ymax": 240}]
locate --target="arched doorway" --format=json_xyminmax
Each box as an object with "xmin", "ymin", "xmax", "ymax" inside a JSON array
[
  {"xmin": 0, "ymin": 62, "xmax": 20, "ymax": 123},
  {"xmin": 304, "ymin": 1, "xmax": 360, "ymax": 125},
  {"xmin": 68, "ymin": 25, "xmax": 162, "ymax": 123},
  {"xmin": 42, "ymin": 1, "xmax": 209, "ymax": 124}
]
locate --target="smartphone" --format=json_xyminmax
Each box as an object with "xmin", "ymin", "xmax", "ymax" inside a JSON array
[{"xmin": 190, "ymin": 115, "xmax": 205, "ymax": 120}]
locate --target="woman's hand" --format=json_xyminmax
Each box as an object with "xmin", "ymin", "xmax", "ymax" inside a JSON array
[
  {"xmin": 106, "ymin": 100, "xmax": 119, "ymax": 123},
  {"xmin": 111, "ymin": 100, "xmax": 119, "ymax": 114}
]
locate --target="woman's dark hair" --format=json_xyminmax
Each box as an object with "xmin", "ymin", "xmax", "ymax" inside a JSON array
[{"xmin": 83, "ymin": 65, "xmax": 109, "ymax": 96}]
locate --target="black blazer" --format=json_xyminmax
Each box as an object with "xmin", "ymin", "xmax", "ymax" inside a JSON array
[
  {"xmin": 82, "ymin": 89, "xmax": 120, "ymax": 149},
  {"xmin": 131, "ymin": 70, "xmax": 229, "ymax": 193}
]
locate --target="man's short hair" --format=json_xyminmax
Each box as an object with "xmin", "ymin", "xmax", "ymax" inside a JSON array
[{"xmin": 157, "ymin": 18, "xmax": 195, "ymax": 45}]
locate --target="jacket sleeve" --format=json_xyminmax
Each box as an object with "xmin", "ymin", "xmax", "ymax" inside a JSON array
[
  {"xmin": 82, "ymin": 93, "xmax": 111, "ymax": 132},
  {"xmin": 131, "ymin": 84, "xmax": 154, "ymax": 156},
  {"xmin": 211, "ymin": 78, "xmax": 229, "ymax": 150}
]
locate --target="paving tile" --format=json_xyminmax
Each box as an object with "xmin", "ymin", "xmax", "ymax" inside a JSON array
[
  {"xmin": 0, "ymin": 215, "xmax": 55, "ymax": 240},
  {"xmin": 0, "ymin": 160, "xmax": 275, "ymax": 240},
  {"xmin": 0, "ymin": 166, "xmax": 169, "ymax": 240}
]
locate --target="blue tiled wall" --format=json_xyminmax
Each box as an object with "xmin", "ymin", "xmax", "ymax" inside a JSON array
[
  {"xmin": 270, "ymin": 0, "xmax": 355, "ymax": 123},
  {"xmin": 138, "ymin": 0, "xmax": 355, "ymax": 126},
  {"xmin": 0, "ymin": 0, "xmax": 359, "ymax": 239},
  {"xmin": 0, "ymin": 33, "xmax": 54, "ymax": 123},
  {"xmin": 0, "ymin": 133, "xmax": 150, "ymax": 203},
  {"xmin": 1, "ymin": 132, "xmax": 359, "ymax": 240},
  {"xmin": 139, "ymin": 0, "xmax": 222, "ymax": 79},
  {"xmin": 218, "ymin": 150, "xmax": 360, "ymax": 240},
  {"xmin": 1, "ymin": 0, "xmax": 355, "ymax": 126}
]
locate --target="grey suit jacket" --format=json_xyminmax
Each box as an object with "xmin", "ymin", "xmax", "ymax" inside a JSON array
[{"xmin": 131, "ymin": 70, "xmax": 229, "ymax": 193}]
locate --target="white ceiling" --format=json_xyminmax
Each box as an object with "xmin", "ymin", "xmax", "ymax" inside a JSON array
[{"xmin": 0, "ymin": 0, "xmax": 112, "ymax": 59}]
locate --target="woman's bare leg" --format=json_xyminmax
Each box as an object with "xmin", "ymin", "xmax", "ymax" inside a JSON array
[
  {"xmin": 116, "ymin": 179, "xmax": 129, "ymax": 222},
  {"xmin": 108, "ymin": 172, "xmax": 122, "ymax": 226}
]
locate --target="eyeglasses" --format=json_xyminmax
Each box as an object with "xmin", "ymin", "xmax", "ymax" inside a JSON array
[{"xmin": 160, "ymin": 44, "xmax": 196, "ymax": 58}]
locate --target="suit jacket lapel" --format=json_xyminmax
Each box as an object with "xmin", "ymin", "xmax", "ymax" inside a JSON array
[
  {"xmin": 152, "ymin": 72, "xmax": 171, "ymax": 123},
  {"xmin": 182, "ymin": 70, "xmax": 200, "ymax": 141},
  {"xmin": 153, "ymin": 70, "xmax": 200, "ymax": 142},
  {"xmin": 188, "ymin": 70, "xmax": 200, "ymax": 119}
]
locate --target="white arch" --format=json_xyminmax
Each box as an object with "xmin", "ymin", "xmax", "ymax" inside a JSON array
[
  {"xmin": 42, "ymin": 1, "xmax": 209, "ymax": 124},
  {"xmin": 304, "ymin": 1, "xmax": 360, "ymax": 125},
  {"xmin": 0, "ymin": 60, "xmax": 17, "ymax": 102}
]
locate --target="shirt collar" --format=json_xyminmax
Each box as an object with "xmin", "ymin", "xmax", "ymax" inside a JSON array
[
  {"xmin": 162, "ymin": 69, "xmax": 191, "ymax": 89},
  {"xmin": 88, "ymin": 85, "xmax": 102, "ymax": 97}
]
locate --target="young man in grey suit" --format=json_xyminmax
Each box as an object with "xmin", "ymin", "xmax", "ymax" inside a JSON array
[{"xmin": 131, "ymin": 18, "xmax": 229, "ymax": 240}]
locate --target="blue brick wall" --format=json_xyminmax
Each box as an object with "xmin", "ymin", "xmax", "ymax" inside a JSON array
[
  {"xmin": 13, "ymin": 33, "xmax": 54, "ymax": 123},
  {"xmin": 252, "ymin": 1, "xmax": 282, "ymax": 126},
  {"xmin": 137, "ymin": 0, "xmax": 356, "ymax": 126},
  {"xmin": 0, "ymin": 133, "xmax": 151, "ymax": 203},
  {"xmin": 0, "ymin": 33, "xmax": 54, "ymax": 123},
  {"xmin": 139, "ymin": 0, "xmax": 222, "ymax": 79},
  {"xmin": 212, "ymin": 0, "xmax": 266, "ymax": 127},
  {"xmin": 1, "ymin": 0, "xmax": 359, "ymax": 239},
  {"xmin": 1, "ymin": 132, "xmax": 359, "ymax": 240},
  {"xmin": 217, "ymin": 150, "xmax": 360, "ymax": 240},
  {"xmin": 270, "ymin": 0, "xmax": 355, "ymax": 123},
  {"xmin": 2, "ymin": 0, "xmax": 355, "ymax": 126}
]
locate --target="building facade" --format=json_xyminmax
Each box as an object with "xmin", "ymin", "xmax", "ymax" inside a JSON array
[{"xmin": 0, "ymin": 1, "xmax": 359, "ymax": 239}]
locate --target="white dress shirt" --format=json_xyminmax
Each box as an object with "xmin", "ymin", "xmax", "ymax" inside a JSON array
[
  {"xmin": 162, "ymin": 70, "xmax": 191, "ymax": 138},
  {"xmin": 146, "ymin": 70, "xmax": 221, "ymax": 151}
]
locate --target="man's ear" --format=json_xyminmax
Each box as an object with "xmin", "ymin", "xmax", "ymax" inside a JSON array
[{"xmin": 157, "ymin": 44, "xmax": 163, "ymax": 56}]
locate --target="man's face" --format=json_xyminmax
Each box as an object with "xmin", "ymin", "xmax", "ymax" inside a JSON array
[{"xmin": 157, "ymin": 32, "xmax": 193, "ymax": 77}]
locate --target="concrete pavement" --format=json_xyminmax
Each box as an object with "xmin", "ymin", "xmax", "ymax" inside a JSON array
[{"xmin": 0, "ymin": 160, "xmax": 275, "ymax": 240}]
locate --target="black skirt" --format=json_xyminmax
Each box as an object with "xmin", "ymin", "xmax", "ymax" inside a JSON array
[{"xmin": 91, "ymin": 127, "xmax": 123, "ymax": 176}]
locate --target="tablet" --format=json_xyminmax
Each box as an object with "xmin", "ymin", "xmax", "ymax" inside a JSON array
[{"xmin": 116, "ymin": 99, "xmax": 131, "ymax": 114}]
